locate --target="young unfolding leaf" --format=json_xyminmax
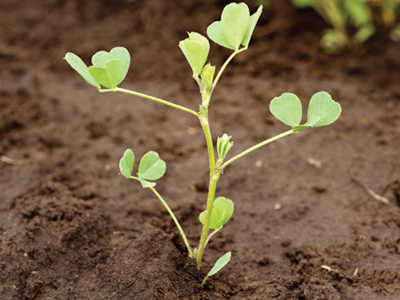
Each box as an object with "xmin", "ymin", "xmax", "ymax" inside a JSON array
[
  {"xmin": 269, "ymin": 93, "xmax": 302, "ymax": 127},
  {"xmin": 217, "ymin": 134, "xmax": 233, "ymax": 162},
  {"xmin": 307, "ymin": 92, "xmax": 341, "ymax": 127},
  {"xmin": 201, "ymin": 63, "xmax": 215, "ymax": 92},
  {"xmin": 202, "ymin": 252, "xmax": 231, "ymax": 285},
  {"xmin": 64, "ymin": 53, "xmax": 100, "ymax": 89},
  {"xmin": 137, "ymin": 151, "xmax": 166, "ymax": 188},
  {"xmin": 199, "ymin": 197, "xmax": 234, "ymax": 229},
  {"xmin": 119, "ymin": 149, "xmax": 135, "ymax": 179},
  {"xmin": 207, "ymin": 2, "xmax": 262, "ymax": 50},
  {"xmin": 179, "ymin": 32, "xmax": 210, "ymax": 77}
]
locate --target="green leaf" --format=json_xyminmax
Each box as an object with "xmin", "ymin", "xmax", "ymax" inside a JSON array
[
  {"xmin": 242, "ymin": 5, "xmax": 263, "ymax": 47},
  {"xmin": 292, "ymin": 116, "xmax": 320, "ymax": 133},
  {"xmin": 207, "ymin": 21, "xmax": 235, "ymax": 50},
  {"xmin": 88, "ymin": 66, "xmax": 112, "ymax": 89},
  {"xmin": 201, "ymin": 63, "xmax": 215, "ymax": 92},
  {"xmin": 321, "ymin": 29, "xmax": 348, "ymax": 55},
  {"xmin": 138, "ymin": 151, "xmax": 166, "ymax": 181},
  {"xmin": 221, "ymin": 2, "xmax": 250, "ymax": 50},
  {"xmin": 213, "ymin": 197, "xmax": 234, "ymax": 227},
  {"xmin": 64, "ymin": 53, "xmax": 100, "ymax": 89},
  {"xmin": 199, "ymin": 197, "xmax": 234, "ymax": 230},
  {"xmin": 270, "ymin": 93, "xmax": 302, "ymax": 126},
  {"xmin": 307, "ymin": 92, "xmax": 341, "ymax": 127},
  {"xmin": 91, "ymin": 51, "xmax": 110, "ymax": 68},
  {"xmin": 139, "ymin": 176, "xmax": 156, "ymax": 188},
  {"xmin": 208, "ymin": 252, "xmax": 231, "ymax": 276},
  {"xmin": 105, "ymin": 59, "xmax": 124, "ymax": 88},
  {"xmin": 110, "ymin": 47, "xmax": 130, "ymax": 79},
  {"xmin": 344, "ymin": 0, "xmax": 371, "ymax": 27},
  {"xmin": 119, "ymin": 149, "xmax": 135, "ymax": 179},
  {"xmin": 92, "ymin": 47, "xmax": 130, "ymax": 82},
  {"xmin": 291, "ymin": 0, "xmax": 312, "ymax": 8},
  {"xmin": 217, "ymin": 134, "xmax": 233, "ymax": 161},
  {"xmin": 88, "ymin": 59, "xmax": 124, "ymax": 89},
  {"xmin": 354, "ymin": 23, "xmax": 375, "ymax": 44},
  {"xmin": 202, "ymin": 252, "xmax": 231, "ymax": 285},
  {"xmin": 179, "ymin": 32, "xmax": 210, "ymax": 77}
]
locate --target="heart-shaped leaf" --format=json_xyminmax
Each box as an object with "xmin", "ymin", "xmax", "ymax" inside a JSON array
[
  {"xmin": 179, "ymin": 32, "xmax": 210, "ymax": 77},
  {"xmin": 221, "ymin": 2, "xmax": 250, "ymax": 50},
  {"xmin": 207, "ymin": 21, "xmax": 235, "ymax": 50},
  {"xmin": 88, "ymin": 59, "xmax": 124, "ymax": 89},
  {"xmin": 202, "ymin": 252, "xmax": 231, "ymax": 285},
  {"xmin": 64, "ymin": 53, "xmax": 100, "ymax": 89},
  {"xmin": 307, "ymin": 92, "xmax": 341, "ymax": 127},
  {"xmin": 199, "ymin": 197, "xmax": 234, "ymax": 230},
  {"xmin": 119, "ymin": 149, "xmax": 135, "ymax": 179},
  {"xmin": 138, "ymin": 151, "xmax": 166, "ymax": 182},
  {"xmin": 92, "ymin": 47, "xmax": 130, "ymax": 81},
  {"xmin": 270, "ymin": 93, "xmax": 302, "ymax": 126},
  {"xmin": 241, "ymin": 5, "xmax": 263, "ymax": 47}
]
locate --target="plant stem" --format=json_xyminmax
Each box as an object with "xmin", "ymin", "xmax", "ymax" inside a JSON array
[
  {"xmin": 221, "ymin": 129, "xmax": 294, "ymax": 169},
  {"xmin": 211, "ymin": 47, "xmax": 247, "ymax": 93},
  {"xmin": 196, "ymin": 111, "xmax": 220, "ymax": 269},
  {"xmin": 196, "ymin": 170, "xmax": 221, "ymax": 269},
  {"xmin": 130, "ymin": 176, "xmax": 193, "ymax": 258},
  {"xmin": 204, "ymin": 228, "xmax": 220, "ymax": 249},
  {"xmin": 100, "ymin": 87, "xmax": 198, "ymax": 116}
]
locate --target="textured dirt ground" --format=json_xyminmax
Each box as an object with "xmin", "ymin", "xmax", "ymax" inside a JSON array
[{"xmin": 1, "ymin": 0, "xmax": 400, "ymax": 299}]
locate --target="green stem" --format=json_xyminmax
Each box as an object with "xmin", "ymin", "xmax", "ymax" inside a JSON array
[
  {"xmin": 196, "ymin": 170, "xmax": 221, "ymax": 269},
  {"xmin": 211, "ymin": 47, "xmax": 247, "ymax": 92},
  {"xmin": 204, "ymin": 228, "xmax": 221, "ymax": 249},
  {"xmin": 130, "ymin": 176, "xmax": 193, "ymax": 258},
  {"xmin": 221, "ymin": 129, "xmax": 294, "ymax": 169},
  {"xmin": 195, "ymin": 110, "xmax": 220, "ymax": 269},
  {"xmin": 100, "ymin": 87, "xmax": 198, "ymax": 117}
]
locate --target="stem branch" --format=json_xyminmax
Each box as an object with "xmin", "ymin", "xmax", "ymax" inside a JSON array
[
  {"xmin": 221, "ymin": 129, "xmax": 294, "ymax": 169},
  {"xmin": 100, "ymin": 87, "xmax": 198, "ymax": 116},
  {"xmin": 130, "ymin": 176, "xmax": 193, "ymax": 257}
]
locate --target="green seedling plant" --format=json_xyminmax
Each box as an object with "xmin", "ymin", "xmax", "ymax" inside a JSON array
[
  {"xmin": 65, "ymin": 2, "xmax": 341, "ymax": 284},
  {"xmin": 291, "ymin": 0, "xmax": 377, "ymax": 54}
]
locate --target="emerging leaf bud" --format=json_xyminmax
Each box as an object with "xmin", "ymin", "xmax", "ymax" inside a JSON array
[
  {"xmin": 201, "ymin": 63, "xmax": 215, "ymax": 93},
  {"xmin": 217, "ymin": 134, "xmax": 233, "ymax": 162}
]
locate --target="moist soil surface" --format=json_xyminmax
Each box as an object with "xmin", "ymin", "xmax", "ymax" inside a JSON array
[{"xmin": 1, "ymin": 0, "xmax": 400, "ymax": 299}]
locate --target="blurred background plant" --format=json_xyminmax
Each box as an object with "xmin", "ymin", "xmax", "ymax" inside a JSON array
[{"xmin": 291, "ymin": 0, "xmax": 400, "ymax": 54}]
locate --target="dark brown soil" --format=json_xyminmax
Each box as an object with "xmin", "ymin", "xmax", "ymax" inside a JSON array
[{"xmin": 1, "ymin": 0, "xmax": 400, "ymax": 299}]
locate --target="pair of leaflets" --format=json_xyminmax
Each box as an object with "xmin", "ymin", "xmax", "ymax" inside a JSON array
[
  {"xmin": 65, "ymin": 47, "xmax": 130, "ymax": 89},
  {"xmin": 119, "ymin": 149, "xmax": 166, "ymax": 188},
  {"xmin": 199, "ymin": 197, "xmax": 234, "ymax": 230},
  {"xmin": 269, "ymin": 91, "xmax": 342, "ymax": 132}
]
